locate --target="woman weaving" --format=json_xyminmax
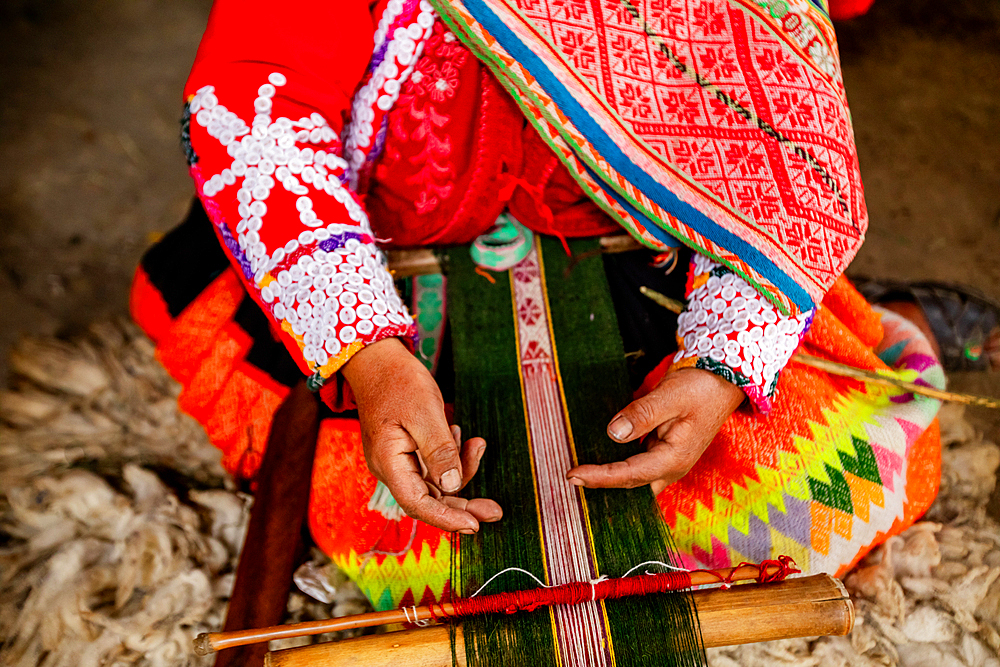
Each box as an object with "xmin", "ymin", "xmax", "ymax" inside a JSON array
[{"xmin": 130, "ymin": 0, "xmax": 970, "ymax": 658}]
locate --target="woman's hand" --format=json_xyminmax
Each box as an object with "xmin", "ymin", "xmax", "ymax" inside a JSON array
[
  {"xmin": 566, "ymin": 368, "xmax": 744, "ymax": 494},
  {"xmin": 341, "ymin": 337, "xmax": 502, "ymax": 533}
]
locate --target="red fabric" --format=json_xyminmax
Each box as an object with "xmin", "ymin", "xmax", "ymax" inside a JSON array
[
  {"xmin": 828, "ymin": 0, "xmax": 876, "ymax": 21},
  {"xmin": 186, "ymin": 0, "xmax": 373, "ymax": 256},
  {"xmin": 184, "ymin": 0, "xmax": 385, "ymax": 380},
  {"xmin": 129, "ymin": 267, "xmax": 172, "ymax": 346},
  {"xmin": 367, "ymin": 21, "xmax": 619, "ymax": 248},
  {"xmin": 129, "ymin": 265, "xmax": 292, "ymax": 483}
]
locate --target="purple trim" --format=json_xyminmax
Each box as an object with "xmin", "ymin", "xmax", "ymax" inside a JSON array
[
  {"xmin": 216, "ymin": 221, "xmax": 254, "ymax": 281},
  {"xmin": 802, "ymin": 309, "xmax": 816, "ymax": 333},
  {"xmin": 319, "ymin": 231, "xmax": 369, "ymax": 252},
  {"xmin": 369, "ymin": 0, "xmax": 421, "ymax": 73},
  {"xmin": 367, "ymin": 115, "xmax": 390, "ymax": 166}
]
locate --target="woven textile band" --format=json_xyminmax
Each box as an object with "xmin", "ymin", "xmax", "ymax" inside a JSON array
[{"xmin": 447, "ymin": 237, "xmax": 705, "ymax": 667}]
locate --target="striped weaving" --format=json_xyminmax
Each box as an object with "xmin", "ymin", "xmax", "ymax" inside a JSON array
[{"xmin": 448, "ymin": 237, "xmax": 705, "ymax": 667}]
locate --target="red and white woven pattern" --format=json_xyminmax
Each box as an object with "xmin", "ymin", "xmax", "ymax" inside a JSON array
[{"xmin": 510, "ymin": 245, "xmax": 613, "ymax": 666}]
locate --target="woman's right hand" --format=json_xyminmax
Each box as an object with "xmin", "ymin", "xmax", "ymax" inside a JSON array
[{"xmin": 341, "ymin": 337, "xmax": 503, "ymax": 533}]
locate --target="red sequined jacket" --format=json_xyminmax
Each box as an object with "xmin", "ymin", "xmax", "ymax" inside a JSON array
[{"xmin": 183, "ymin": 0, "xmax": 813, "ymax": 410}]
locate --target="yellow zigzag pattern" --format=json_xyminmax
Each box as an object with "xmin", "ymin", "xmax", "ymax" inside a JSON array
[
  {"xmin": 671, "ymin": 381, "xmax": 894, "ymax": 559},
  {"xmin": 333, "ymin": 534, "xmax": 452, "ymax": 611}
]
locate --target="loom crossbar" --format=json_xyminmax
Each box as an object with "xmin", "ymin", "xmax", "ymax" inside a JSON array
[{"xmin": 264, "ymin": 574, "xmax": 853, "ymax": 667}]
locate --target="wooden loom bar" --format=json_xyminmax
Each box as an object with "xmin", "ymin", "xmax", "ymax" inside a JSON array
[
  {"xmin": 385, "ymin": 235, "xmax": 644, "ymax": 278},
  {"xmin": 264, "ymin": 574, "xmax": 853, "ymax": 667},
  {"xmin": 196, "ymin": 562, "xmax": 787, "ymax": 654}
]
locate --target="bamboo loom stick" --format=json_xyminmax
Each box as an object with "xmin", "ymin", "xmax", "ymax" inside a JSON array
[
  {"xmin": 263, "ymin": 574, "xmax": 853, "ymax": 667},
  {"xmin": 639, "ymin": 286, "xmax": 1000, "ymax": 409},
  {"xmin": 195, "ymin": 562, "xmax": 786, "ymax": 655},
  {"xmin": 790, "ymin": 354, "xmax": 1000, "ymax": 408}
]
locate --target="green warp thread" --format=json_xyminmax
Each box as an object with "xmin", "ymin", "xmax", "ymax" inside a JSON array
[{"xmin": 446, "ymin": 237, "xmax": 706, "ymax": 667}]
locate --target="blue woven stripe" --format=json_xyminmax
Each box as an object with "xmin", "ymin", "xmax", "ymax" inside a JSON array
[{"xmin": 582, "ymin": 163, "xmax": 679, "ymax": 249}]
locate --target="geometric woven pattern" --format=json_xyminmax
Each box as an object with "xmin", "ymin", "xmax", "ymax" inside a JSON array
[
  {"xmin": 133, "ymin": 257, "xmax": 941, "ymax": 608},
  {"xmin": 432, "ymin": 0, "xmax": 868, "ymax": 314},
  {"xmin": 658, "ymin": 290, "xmax": 943, "ymax": 577}
]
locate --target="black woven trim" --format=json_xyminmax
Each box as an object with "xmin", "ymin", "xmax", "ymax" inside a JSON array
[{"xmin": 181, "ymin": 102, "xmax": 198, "ymax": 166}]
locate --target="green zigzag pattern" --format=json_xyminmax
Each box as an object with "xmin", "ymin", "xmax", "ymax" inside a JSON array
[{"xmin": 669, "ymin": 380, "xmax": 894, "ymax": 556}]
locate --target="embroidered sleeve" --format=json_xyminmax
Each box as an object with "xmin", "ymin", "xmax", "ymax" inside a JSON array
[
  {"xmin": 182, "ymin": 0, "xmax": 417, "ymax": 390},
  {"xmin": 672, "ymin": 254, "xmax": 815, "ymax": 412}
]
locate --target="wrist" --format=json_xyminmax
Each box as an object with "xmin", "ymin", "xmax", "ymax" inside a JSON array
[
  {"xmin": 340, "ymin": 336, "xmax": 409, "ymax": 388},
  {"xmin": 672, "ymin": 367, "xmax": 746, "ymax": 414}
]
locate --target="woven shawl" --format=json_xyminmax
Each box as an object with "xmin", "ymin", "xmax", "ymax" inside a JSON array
[{"xmin": 430, "ymin": 0, "xmax": 867, "ymax": 315}]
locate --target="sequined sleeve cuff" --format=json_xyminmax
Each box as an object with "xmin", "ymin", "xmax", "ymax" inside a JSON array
[
  {"xmin": 184, "ymin": 73, "xmax": 415, "ymax": 391},
  {"xmin": 671, "ymin": 254, "xmax": 814, "ymax": 412}
]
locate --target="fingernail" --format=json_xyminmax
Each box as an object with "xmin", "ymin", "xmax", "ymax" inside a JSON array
[
  {"xmin": 441, "ymin": 468, "xmax": 462, "ymax": 493},
  {"xmin": 459, "ymin": 528, "xmax": 477, "ymax": 535},
  {"xmin": 608, "ymin": 415, "xmax": 633, "ymax": 441},
  {"xmin": 567, "ymin": 477, "xmax": 585, "ymax": 488}
]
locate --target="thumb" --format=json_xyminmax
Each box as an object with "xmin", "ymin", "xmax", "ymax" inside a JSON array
[
  {"xmin": 410, "ymin": 411, "xmax": 465, "ymax": 494},
  {"xmin": 607, "ymin": 385, "xmax": 680, "ymax": 444}
]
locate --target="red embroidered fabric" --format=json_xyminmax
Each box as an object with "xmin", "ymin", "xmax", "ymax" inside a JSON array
[
  {"xmin": 367, "ymin": 21, "xmax": 620, "ymax": 248},
  {"xmin": 185, "ymin": 0, "xmax": 416, "ymax": 387}
]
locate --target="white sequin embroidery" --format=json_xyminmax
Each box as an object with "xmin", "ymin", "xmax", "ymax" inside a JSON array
[
  {"xmin": 341, "ymin": 0, "xmax": 436, "ymax": 188},
  {"xmin": 677, "ymin": 256, "xmax": 811, "ymax": 397},
  {"xmin": 189, "ymin": 74, "xmax": 413, "ymax": 371}
]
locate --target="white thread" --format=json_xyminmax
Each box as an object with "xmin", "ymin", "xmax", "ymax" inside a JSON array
[
  {"xmin": 589, "ymin": 575, "xmax": 608, "ymax": 601},
  {"xmin": 412, "ymin": 605, "xmax": 430, "ymax": 626},
  {"xmin": 469, "ymin": 567, "xmax": 553, "ymax": 598},
  {"xmin": 620, "ymin": 560, "xmax": 689, "ymax": 578},
  {"xmin": 402, "ymin": 605, "xmax": 430, "ymax": 627},
  {"xmin": 470, "ymin": 561, "xmax": 694, "ymax": 599}
]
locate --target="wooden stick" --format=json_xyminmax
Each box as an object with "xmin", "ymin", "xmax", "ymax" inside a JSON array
[
  {"xmin": 791, "ymin": 354, "xmax": 1000, "ymax": 408},
  {"xmin": 639, "ymin": 286, "xmax": 1000, "ymax": 409},
  {"xmin": 213, "ymin": 382, "xmax": 320, "ymax": 667},
  {"xmin": 639, "ymin": 285, "xmax": 686, "ymax": 314},
  {"xmin": 263, "ymin": 574, "xmax": 853, "ymax": 667},
  {"xmin": 386, "ymin": 235, "xmax": 644, "ymax": 278},
  {"xmin": 195, "ymin": 562, "xmax": 783, "ymax": 655}
]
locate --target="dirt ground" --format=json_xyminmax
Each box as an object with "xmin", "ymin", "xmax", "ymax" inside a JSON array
[{"xmin": 0, "ymin": 1, "xmax": 998, "ymax": 403}]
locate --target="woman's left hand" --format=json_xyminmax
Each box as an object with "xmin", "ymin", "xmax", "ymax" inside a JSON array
[{"xmin": 566, "ymin": 368, "xmax": 745, "ymax": 494}]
